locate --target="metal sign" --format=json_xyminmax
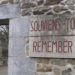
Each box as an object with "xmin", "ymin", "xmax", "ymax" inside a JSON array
[{"xmin": 29, "ymin": 14, "xmax": 75, "ymax": 58}]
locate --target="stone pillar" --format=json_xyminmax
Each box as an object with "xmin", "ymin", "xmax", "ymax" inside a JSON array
[{"xmin": 8, "ymin": 17, "xmax": 36, "ymax": 75}]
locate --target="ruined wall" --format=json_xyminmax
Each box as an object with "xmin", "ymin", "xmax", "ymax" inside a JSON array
[{"xmin": 0, "ymin": 0, "xmax": 75, "ymax": 75}]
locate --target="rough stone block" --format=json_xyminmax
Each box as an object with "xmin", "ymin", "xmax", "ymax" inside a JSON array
[
  {"xmin": 53, "ymin": 6, "xmax": 68, "ymax": 13},
  {"xmin": 68, "ymin": 5, "xmax": 75, "ymax": 10},
  {"xmin": 0, "ymin": 4, "xmax": 21, "ymax": 19},
  {"xmin": 21, "ymin": 2, "xmax": 36, "ymax": 8},
  {"xmin": 45, "ymin": 0, "xmax": 62, "ymax": 5},
  {"xmin": 8, "ymin": 57, "xmax": 36, "ymax": 75},
  {"xmin": 65, "ymin": 0, "xmax": 75, "ymax": 5},
  {"xmin": 33, "ymin": 7, "xmax": 50, "ymax": 15},
  {"xmin": 36, "ymin": 59, "xmax": 52, "ymax": 72},
  {"xmin": 51, "ymin": 59, "xmax": 68, "ymax": 66},
  {"xmin": 52, "ymin": 66, "xmax": 61, "ymax": 75},
  {"xmin": 22, "ymin": 9, "xmax": 31, "ymax": 16},
  {"xmin": 37, "ymin": 0, "xmax": 44, "ymax": 5},
  {"xmin": 9, "ymin": 38, "xmax": 25, "ymax": 57},
  {"xmin": 37, "ymin": 59, "xmax": 50, "ymax": 64},
  {"xmin": 9, "ymin": 0, "xmax": 13, "ymax": 4},
  {"xmin": 9, "ymin": 0, "xmax": 19, "ymax": 4},
  {"xmin": 0, "ymin": 0, "xmax": 9, "ymax": 4},
  {"xmin": 9, "ymin": 17, "xmax": 29, "ymax": 37}
]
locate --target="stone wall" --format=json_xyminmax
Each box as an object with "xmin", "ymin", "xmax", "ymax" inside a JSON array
[
  {"xmin": 0, "ymin": 0, "xmax": 75, "ymax": 75},
  {"xmin": 8, "ymin": 17, "xmax": 75, "ymax": 74},
  {"xmin": 0, "ymin": 0, "xmax": 75, "ymax": 16},
  {"xmin": 20, "ymin": 0, "xmax": 75, "ymax": 16}
]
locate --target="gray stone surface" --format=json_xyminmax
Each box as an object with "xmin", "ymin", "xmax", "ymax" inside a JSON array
[
  {"xmin": 9, "ymin": 38, "xmax": 25, "ymax": 57},
  {"xmin": 0, "ymin": 4, "xmax": 21, "ymax": 19},
  {"xmin": 9, "ymin": 17, "xmax": 29, "ymax": 37},
  {"xmin": 9, "ymin": 17, "xmax": 36, "ymax": 75},
  {"xmin": 29, "ymin": 14, "xmax": 75, "ymax": 58},
  {"xmin": 8, "ymin": 57, "xmax": 36, "ymax": 75}
]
